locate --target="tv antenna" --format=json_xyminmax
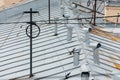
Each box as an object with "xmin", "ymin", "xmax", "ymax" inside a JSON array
[{"xmin": 24, "ymin": 8, "xmax": 40, "ymax": 78}]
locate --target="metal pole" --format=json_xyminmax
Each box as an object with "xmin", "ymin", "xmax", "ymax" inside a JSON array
[
  {"xmin": 30, "ymin": 8, "xmax": 33, "ymax": 77},
  {"xmin": 48, "ymin": 0, "xmax": 50, "ymax": 23},
  {"xmin": 93, "ymin": 0, "xmax": 97, "ymax": 26},
  {"xmin": 24, "ymin": 8, "xmax": 39, "ymax": 78}
]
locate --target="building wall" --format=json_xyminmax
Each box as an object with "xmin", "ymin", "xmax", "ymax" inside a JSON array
[{"xmin": 105, "ymin": 6, "xmax": 120, "ymax": 23}]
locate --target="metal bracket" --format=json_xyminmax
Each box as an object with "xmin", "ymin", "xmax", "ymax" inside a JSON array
[{"xmin": 26, "ymin": 23, "xmax": 40, "ymax": 38}]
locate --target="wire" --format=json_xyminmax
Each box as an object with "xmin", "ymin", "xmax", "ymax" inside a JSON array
[
  {"xmin": 54, "ymin": 23, "xmax": 78, "ymax": 78},
  {"xmin": 0, "ymin": 22, "xmax": 116, "ymax": 25},
  {"xmin": 99, "ymin": 2, "xmax": 105, "ymax": 13},
  {"xmin": 55, "ymin": 33, "xmax": 70, "ymax": 77},
  {"xmin": 56, "ymin": 30, "xmax": 72, "ymax": 54},
  {"xmin": 96, "ymin": 0, "xmax": 104, "ymax": 11},
  {"xmin": 0, "ymin": 14, "xmax": 120, "ymax": 24}
]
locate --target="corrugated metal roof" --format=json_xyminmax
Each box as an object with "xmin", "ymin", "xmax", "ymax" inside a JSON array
[{"xmin": 0, "ymin": 0, "xmax": 120, "ymax": 80}]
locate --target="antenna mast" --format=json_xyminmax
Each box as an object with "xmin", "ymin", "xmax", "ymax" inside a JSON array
[
  {"xmin": 48, "ymin": 0, "xmax": 51, "ymax": 23},
  {"xmin": 24, "ymin": 8, "xmax": 39, "ymax": 78},
  {"xmin": 93, "ymin": 0, "xmax": 97, "ymax": 25}
]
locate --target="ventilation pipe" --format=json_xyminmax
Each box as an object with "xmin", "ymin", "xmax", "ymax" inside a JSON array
[
  {"xmin": 69, "ymin": 47, "xmax": 81, "ymax": 66},
  {"xmin": 64, "ymin": 7, "xmax": 70, "ymax": 23},
  {"xmin": 73, "ymin": 47, "xmax": 81, "ymax": 66},
  {"xmin": 82, "ymin": 28, "xmax": 92, "ymax": 33},
  {"xmin": 54, "ymin": 17, "xmax": 59, "ymax": 36},
  {"xmin": 67, "ymin": 24, "xmax": 73, "ymax": 41},
  {"xmin": 89, "ymin": 42, "xmax": 101, "ymax": 65},
  {"xmin": 60, "ymin": 5, "xmax": 65, "ymax": 17},
  {"xmin": 81, "ymin": 72, "xmax": 90, "ymax": 80},
  {"xmin": 63, "ymin": 7, "xmax": 70, "ymax": 18},
  {"xmin": 82, "ymin": 28, "xmax": 92, "ymax": 44},
  {"xmin": 61, "ymin": 6, "xmax": 73, "ymax": 41},
  {"xmin": 81, "ymin": 63, "xmax": 95, "ymax": 80},
  {"xmin": 81, "ymin": 63, "xmax": 90, "ymax": 80}
]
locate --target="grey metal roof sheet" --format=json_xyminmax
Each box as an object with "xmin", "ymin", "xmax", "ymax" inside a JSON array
[{"xmin": 0, "ymin": 0, "xmax": 120, "ymax": 80}]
